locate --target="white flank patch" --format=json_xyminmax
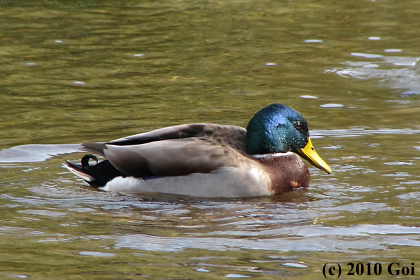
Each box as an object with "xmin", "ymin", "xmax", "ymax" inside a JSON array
[
  {"xmin": 101, "ymin": 177, "xmax": 144, "ymax": 192},
  {"xmin": 99, "ymin": 167, "xmax": 272, "ymax": 198}
]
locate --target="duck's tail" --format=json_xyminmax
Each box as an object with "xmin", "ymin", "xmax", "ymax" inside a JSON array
[{"xmin": 63, "ymin": 154, "xmax": 125, "ymax": 188}]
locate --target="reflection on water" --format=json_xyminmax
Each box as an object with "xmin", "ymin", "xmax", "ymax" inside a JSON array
[
  {"xmin": 115, "ymin": 223, "xmax": 420, "ymax": 253},
  {"xmin": 0, "ymin": 144, "xmax": 82, "ymax": 163},
  {"xmin": 2, "ymin": 177, "xmax": 420, "ymax": 254},
  {"xmin": 327, "ymin": 53, "xmax": 420, "ymax": 96}
]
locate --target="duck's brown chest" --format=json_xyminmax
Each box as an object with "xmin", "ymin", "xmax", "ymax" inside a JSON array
[{"xmin": 254, "ymin": 153, "xmax": 310, "ymax": 194}]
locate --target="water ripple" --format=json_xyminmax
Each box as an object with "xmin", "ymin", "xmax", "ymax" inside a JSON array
[{"xmin": 114, "ymin": 223, "xmax": 420, "ymax": 253}]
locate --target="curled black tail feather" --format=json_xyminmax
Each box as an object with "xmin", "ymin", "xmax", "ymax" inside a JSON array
[{"xmin": 65, "ymin": 154, "xmax": 125, "ymax": 188}]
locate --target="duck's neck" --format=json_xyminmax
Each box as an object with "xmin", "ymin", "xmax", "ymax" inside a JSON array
[{"xmin": 253, "ymin": 152, "xmax": 310, "ymax": 194}]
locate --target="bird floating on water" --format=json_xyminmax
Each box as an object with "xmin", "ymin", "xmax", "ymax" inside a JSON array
[{"xmin": 64, "ymin": 103, "xmax": 331, "ymax": 198}]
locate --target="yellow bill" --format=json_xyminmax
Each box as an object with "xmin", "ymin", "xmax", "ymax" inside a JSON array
[{"xmin": 298, "ymin": 138, "xmax": 332, "ymax": 174}]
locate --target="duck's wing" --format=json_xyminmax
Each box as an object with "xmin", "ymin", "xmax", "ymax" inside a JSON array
[
  {"xmin": 81, "ymin": 124, "xmax": 211, "ymax": 157},
  {"xmin": 82, "ymin": 123, "xmax": 245, "ymax": 155},
  {"xmin": 110, "ymin": 123, "xmax": 223, "ymax": 145},
  {"xmin": 86, "ymin": 123, "xmax": 249, "ymax": 178}
]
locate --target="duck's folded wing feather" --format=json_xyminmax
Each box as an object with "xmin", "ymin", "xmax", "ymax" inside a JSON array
[
  {"xmin": 82, "ymin": 142, "xmax": 107, "ymax": 156},
  {"xmin": 82, "ymin": 123, "xmax": 224, "ymax": 156},
  {"xmin": 109, "ymin": 123, "xmax": 219, "ymax": 145},
  {"xmin": 83, "ymin": 123, "xmax": 247, "ymax": 157},
  {"xmin": 104, "ymin": 138, "xmax": 247, "ymax": 178}
]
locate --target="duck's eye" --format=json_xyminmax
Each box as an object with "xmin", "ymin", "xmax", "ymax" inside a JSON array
[{"xmin": 294, "ymin": 121, "xmax": 303, "ymax": 130}]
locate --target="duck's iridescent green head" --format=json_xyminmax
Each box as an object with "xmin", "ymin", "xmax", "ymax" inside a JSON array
[{"xmin": 245, "ymin": 103, "xmax": 331, "ymax": 174}]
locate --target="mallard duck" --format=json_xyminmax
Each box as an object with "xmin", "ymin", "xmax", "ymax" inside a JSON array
[{"xmin": 64, "ymin": 103, "xmax": 331, "ymax": 197}]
